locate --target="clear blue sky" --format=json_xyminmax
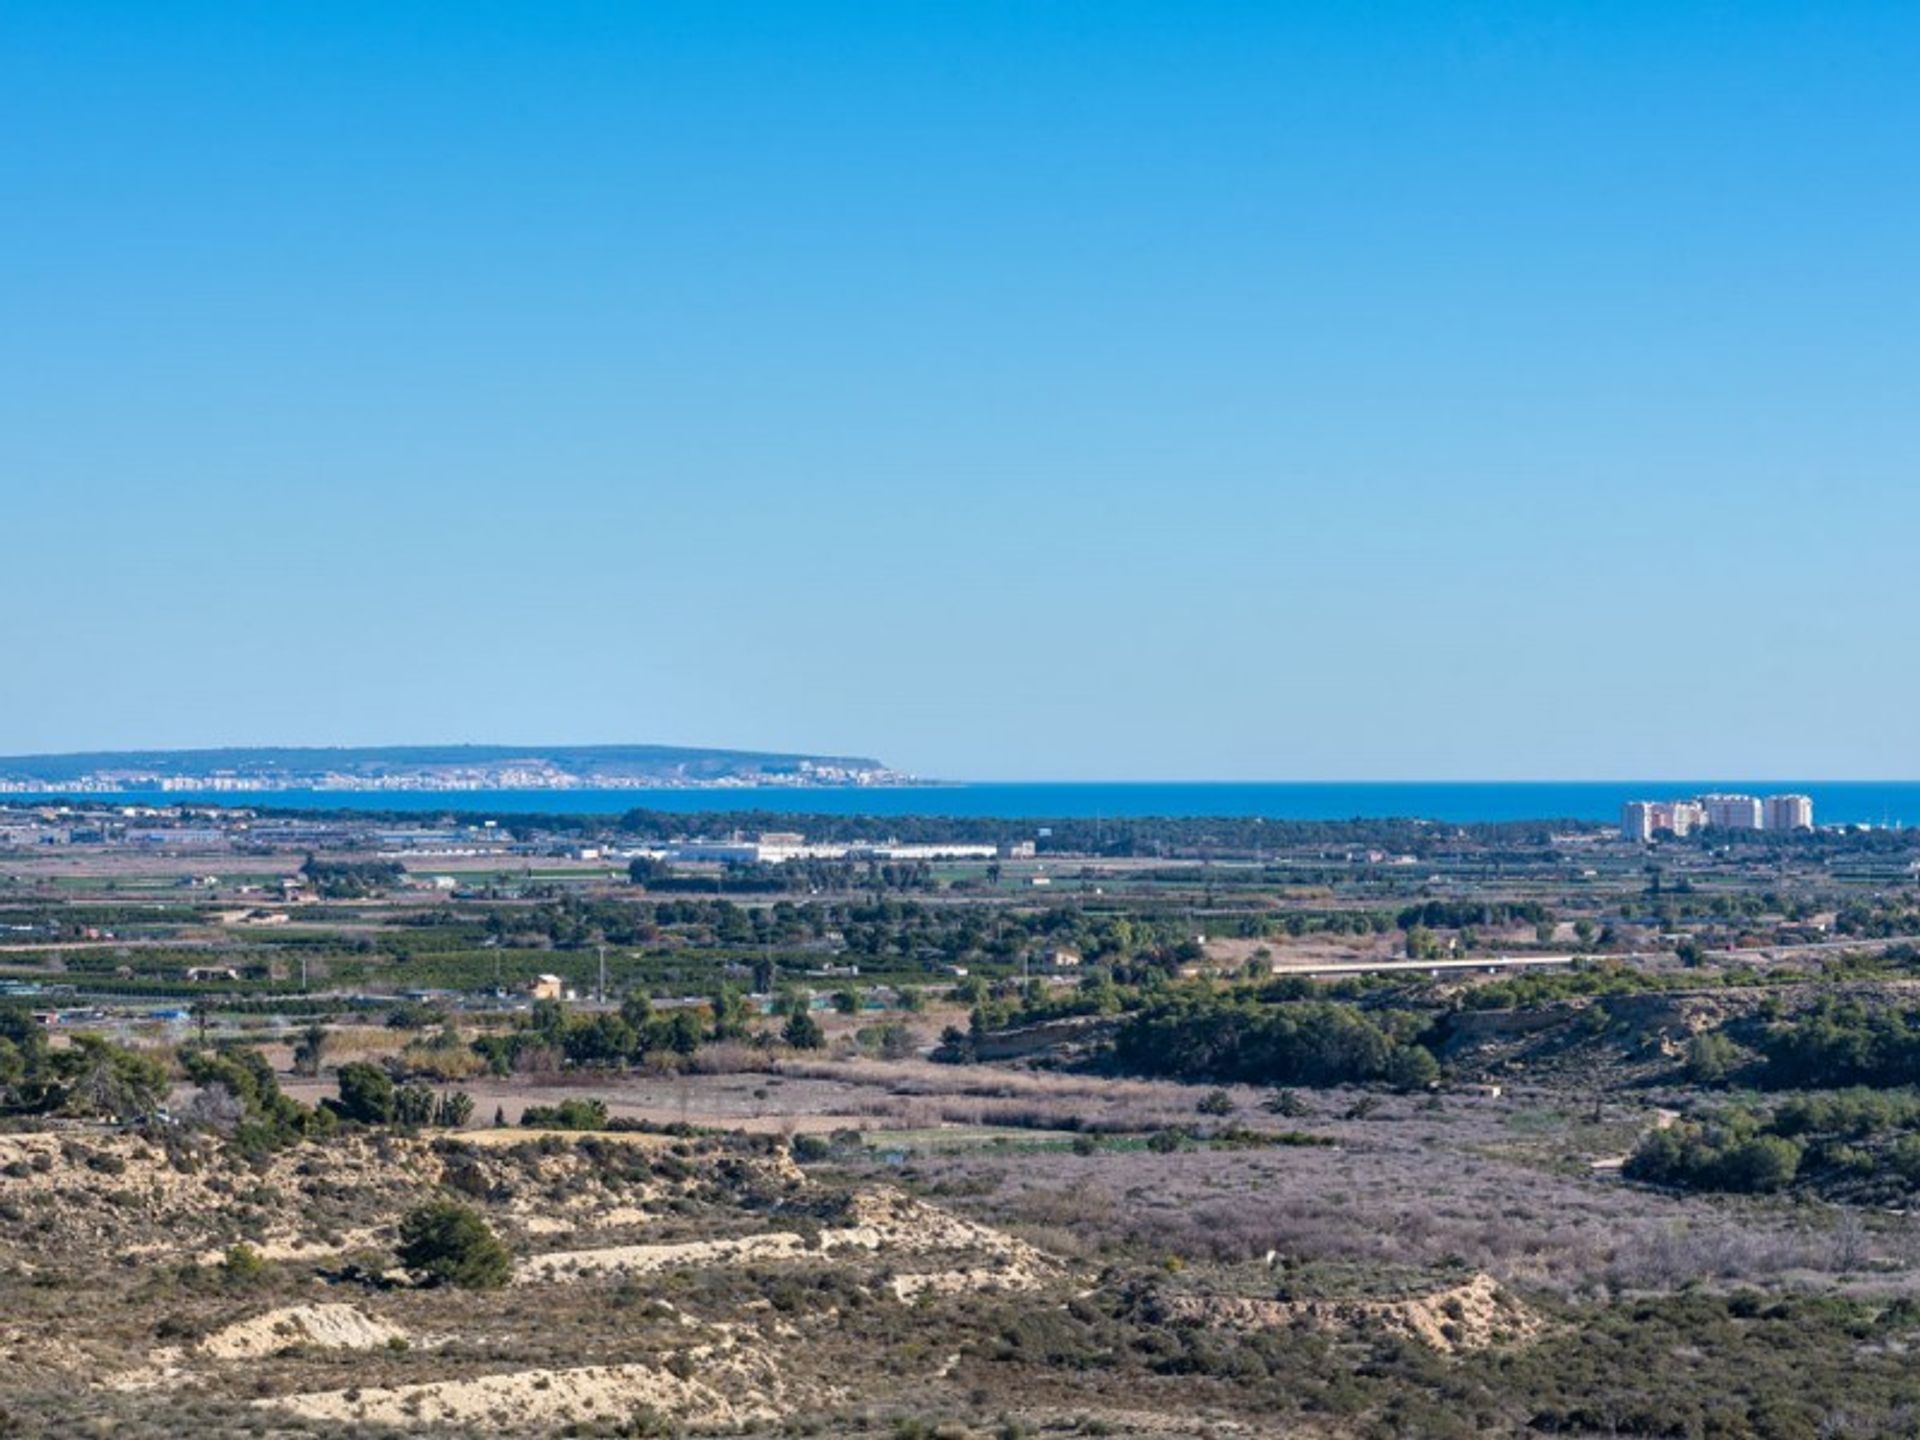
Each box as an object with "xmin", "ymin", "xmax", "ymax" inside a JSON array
[{"xmin": 3, "ymin": 3, "xmax": 1915, "ymax": 780}]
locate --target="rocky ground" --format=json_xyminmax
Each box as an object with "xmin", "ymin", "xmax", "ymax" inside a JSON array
[{"xmin": 0, "ymin": 1119, "xmax": 1582, "ymax": 1438}]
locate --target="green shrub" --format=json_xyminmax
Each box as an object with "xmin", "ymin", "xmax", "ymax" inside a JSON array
[
  {"xmin": 520, "ymin": 1097, "xmax": 611, "ymax": 1131},
  {"xmin": 222, "ymin": 1243, "xmax": 267, "ymax": 1285},
  {"xmin": 330, "ymin": 1062, "xmax": 395, "ymax": 1124},
  {"xmin": 395, "ymin": 1201, "xmax": 511, "ymax": 1289}
]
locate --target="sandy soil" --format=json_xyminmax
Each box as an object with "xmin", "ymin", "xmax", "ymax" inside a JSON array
[
  {"xmin": 1164, "ymin": 1271, "xmax": 1542, "ymax": 1354},
  {"xmin": 200, "ymin": 1303, "xmax": 408, "ymax": 1359}
]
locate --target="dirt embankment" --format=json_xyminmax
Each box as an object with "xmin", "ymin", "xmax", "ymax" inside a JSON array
[
  {"xmin": 0, "ymin": 1127, "xmax": 800, "ymax": 1270},
  {"xmin": 1163, "ymin": 1271, "xmax": 1541, "ymax": 1354},
  {"xmin": 266, "ymin": 1343, "xmax": 820, "ymax": 1431},
  {"xmin": 200, "ymin": 1303, "xmax": 407, "ymax": 1359},
  {"xmin": 519, "ymin": 1185, "xmax": 1057, "ymax": 1297}
]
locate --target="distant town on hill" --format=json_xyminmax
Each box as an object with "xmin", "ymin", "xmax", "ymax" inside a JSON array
[{"xmin": 0, "ymin": 744, "xmax": 906, "ymax": 794}]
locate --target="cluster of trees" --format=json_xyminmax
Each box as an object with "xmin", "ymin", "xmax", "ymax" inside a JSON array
[
  {"xmin": 175, "ymin": 1044, "xmax": 475, "ymax": 1148},
  {"xmin": 1625, "ymin": 1089, "xmax": 1920, "ymax": 1199},
  {"xmin": 179, "ymin": 1045, "xmax": 335, "ymax": 1151},
  {"xmin": 1265, "ymin": 910, "xmax": 1394, "ymax": 939},
  {"xmin": 1771, "ymin": 1087, "xmax": 1920, "ymax": 1140},
  {"xmin": 520, "ymin": 1097, "xmax": 610, "ymax": 1129},
  {"xmin": 1833, "ymin": 899, "xmax": 1920, "ymax": 939},
  {"xmin": 300, "ymin": 855, "xmax": 406, "ymax": 898},
  {"xmin": 629, "ymin": 857, "xmax": 939, "ymax": 894},
  {"xmin": 1395, "ymin": 900, "xmax": 1553, "ymax": 931},
  {"xmin": 416, "ymin": 891, "xmax": 1242, "ymax": 985},
  {"xmin": 327, "ymin": 1061, "xmax": 474, "ymax": 1127},
  {"xmin": 0, "ymin": 1006, "xmax": 169, "ymax": 1121},
  {"xmin": 1110, "ymin": 995, "xmax": 1440, "ymax": 1090},
  {"xmin": 1624, "ymin": 1116, "xmax": 1802, "ymax": 1194},
  {"xmin": 953, "ymin": 972, "xmax": 1126, "ymax": 1037},
  {"xmin": 1760, "ymin": 1000, "xmax": 1920, "ymax": 1089},
  {"xmin": 471, "ymin": 995, "xmax": 713, "ymax": 1074},
  {"xmin": 459, "ymin": 986, "xmax": 842, "ymax": 1075},
  {"xmin": 1453, "ymin": 960, "xmax": 1760, "ymax": 1012}
]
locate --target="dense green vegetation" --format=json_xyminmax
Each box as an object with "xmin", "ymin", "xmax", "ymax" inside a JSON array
[
  {"xmin": 0, "ymin": 1004, "xmax": 168, "ymax": 1120},
  {"xmin": 178, "ymin": 1044, "xmax": 334, "ymax": 1152},
  {"xmin": 1758, "ymin": 998, "xmax": 1920, "ymax": 1089},
  {"xmin": 1624, "ymin": 1114, "xmax": 1802, "ymax": 1193},
  {"xmin": 1110, "ymin": 993, "xmax": 1439, "ymax": 1089},
  {"xmin": 520, "ymin": 1097, "xmax": 611, "ymax": 1130},
  {"xmin": 299, "ymin": 855, "xmax": 406, "ymax": 898},
  {"xmin": 1627, "ymin": 1087, "xmax": 1920, "ymax": 1200},
  {"xmin": 394, "ymin": 1200, "xmax": 512, "ymax": 1289}
]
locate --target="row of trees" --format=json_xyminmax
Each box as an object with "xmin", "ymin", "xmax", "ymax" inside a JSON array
[
  {"xmin": 436, "ymin": 893, "xmax": 1243, "ymax": 974},
  {"xmin": 465, "ymin": 990, "xmax": 835, "ymax": 1076},
  {"xmin": 1395, "ymin": 900, "xmax": 1554, "ymax": 931},
  {"xmin": 330, "ymin": 1062, "xmax": 474, "ymax": 1127}
]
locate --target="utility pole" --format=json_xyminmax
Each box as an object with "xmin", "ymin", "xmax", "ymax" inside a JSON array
[{"xmin": 597, "ymin": 944, "xmax": 607, "ymax": 1004}]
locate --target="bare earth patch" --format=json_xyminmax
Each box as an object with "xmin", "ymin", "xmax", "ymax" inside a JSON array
[
  {"xmin": 1165, "ymin": 1271, "xmax": 1542, "ymax": 1354},
  {"xmin": 263, "ymin": 1341, "xmax": 828, "ymax": 1430},
  {"xmin": 199, "ymin": 1303, "xmax": 408, "ymax": 1359},
  {"xmin": 516, "ymin": 1186, "xmax": 1058, "ymax": 1294}
]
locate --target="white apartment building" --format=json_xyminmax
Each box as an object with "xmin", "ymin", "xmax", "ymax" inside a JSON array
[
  {"xmin": 1622, "ymin": 799, "xmax": 1709, "ymax": 841},
  {"xmin": 1763, "ymin": 793, "xmax": 1814, "ymax": 831},
  {"xmin": 1699, "ymin": 793, "xmax": 1762, "ymax": 830}
]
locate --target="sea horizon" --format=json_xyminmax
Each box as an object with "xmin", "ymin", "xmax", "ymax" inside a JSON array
[{"xmin": 5, "ymin": 780, "xmax": 1917, "ymax": 827}]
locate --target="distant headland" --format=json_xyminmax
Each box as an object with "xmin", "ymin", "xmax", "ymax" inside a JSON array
[{"xmin": 0, "ymin": 744, "xmax": 909, "ymax": 794}]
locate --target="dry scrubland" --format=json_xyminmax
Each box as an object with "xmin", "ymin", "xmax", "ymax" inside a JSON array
[{"xmin": 5, "ymin": 1053, "xmax": 1920, "ymax": 1437}]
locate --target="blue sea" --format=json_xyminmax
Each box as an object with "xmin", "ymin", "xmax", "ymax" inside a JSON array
[{"xmin": 12, "ymin": 782, "xmax": 1919, "ymax": 827}]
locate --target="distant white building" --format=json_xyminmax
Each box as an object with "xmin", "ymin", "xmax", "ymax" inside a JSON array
[
  {"xmin": 1700, "ymin": 793, "xmax": 1762, "ymax": 830},
  {"xmin": 1621, "ymin": 799, "xmax": 1705, "ymax": 841},
  {"xmin": 1621, "ymin": 801, "xmax": 1656, "ymax": 842},
  {"xmin": 1763, "ymin": 793, "xmax": 1814, "ymax": 832}
]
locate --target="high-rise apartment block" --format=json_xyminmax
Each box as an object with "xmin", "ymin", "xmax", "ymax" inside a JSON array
[
  {"xmin": 1620, "ymin": 799, "xmax": 1706, "ymax": 840},
  {"xmin": 1763, "ymin": 793, "xmax": 1814, "ymax": 832},
  {"xmin": 1699, "ymin": 793, "xmax": 1763, "ymax": 830}
]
